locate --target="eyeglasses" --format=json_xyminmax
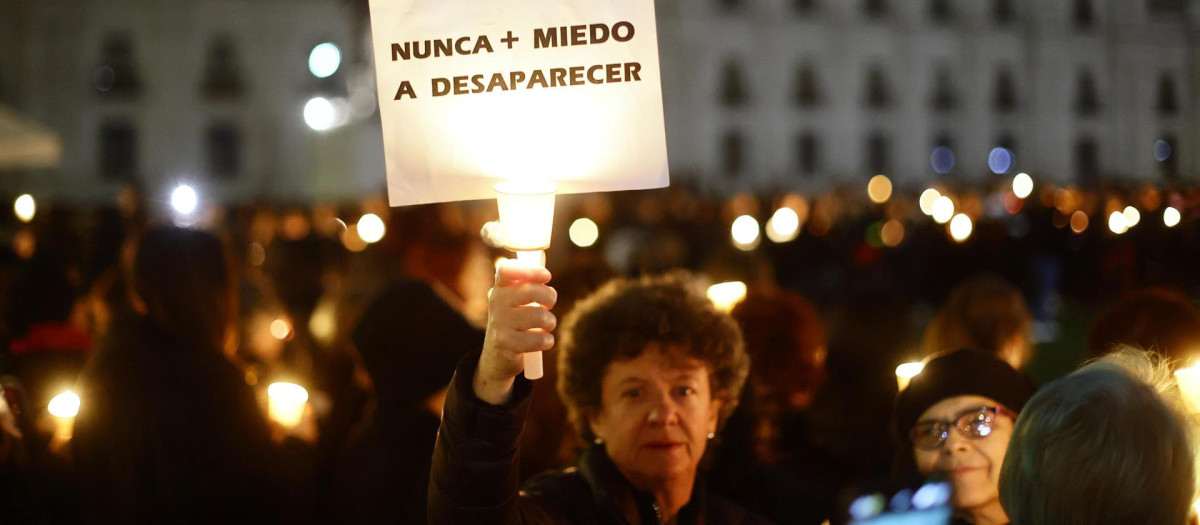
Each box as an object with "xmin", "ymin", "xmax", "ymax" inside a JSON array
[{"xmin": 910, "ymin": 406, "xmax": 1016, "ymax": 451}]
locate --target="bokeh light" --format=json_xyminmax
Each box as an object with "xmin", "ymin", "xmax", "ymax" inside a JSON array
[
  {"xmin": 881, "ymin": 220, "xmax": 905, "ymax": 247},
  {"xmin": 304, "ymin": 97, "xmax": 336, "ymax": 131},
  {"xmin": 1070, "ymin": 211, "xmax": 1089, "ymax": 233},
  {"xmin": 1123, "ymin": 206, "xmax": 1140, "ymax": 227},
  {"xmin": 269, "ymin": 318, "xmax": 292, "ymax": 340},
  {"xmin": 341, "ymin": 226, "xmax": 368, "ymax": 252},
  {"xmin": 13, "ymin": 194, "xmax": 35, "ymax": 223},
  {"xmin": 932, "ymin": 196, "xmax": 955, "ymax": 224},
  {"xmin": 867, "ymin": 174, "xmax": 893, "ymax": 204},
  {"xmin": 919, "ymin": 188, "xmax": 941, "ymax": 216},
  {"xmin": 1108, "ymin": 211, "xmax": 1129, "ymax": 234},
  {"xmin": 988, "ymin": 147, "xmax": 1014, "ymax": 174},
  {"xmin": 1164, "ymin": 207, "xmax": 1182, "ymax": 228},
  {"xmin": 1012, "ymin": 173, "xmax": 1033, "ymax": 199},
  {"xmin": 1155, "ymin": 140, "xmax": 1172, "ymax": 162},
  {"xmin": 766, "ymin": 207, "xmax": 801, "ymax": 243},
  {"xmin": 356, "ymin": 213, "xmax": 386, "ymax": 243},
  {"xmin": 308, "ymin": 43, "xmax": 342, "ymax": 79},
  {"xmin": 171, "ymin": 185, "xmax": 198, "ymax": 215},
  {"xmin": 569, "ymin": 218, "xmax": 599, "ymax": 248},
  {"xmin": 731, "ymin": 215, "xmax": 760, "ymax": 251},
  {"xmin": 930, "ymin": 146, "xmax": 955, "ymax": 175},
  {"xmin": 48, "ymin": 390, "xmax": 81, "ymax": 419},
  {"xmin": 949, "ymin": 213, "xmax": 973, "ymax": 242}
]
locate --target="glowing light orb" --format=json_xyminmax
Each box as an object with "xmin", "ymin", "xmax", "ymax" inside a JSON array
[
  {"xmin": 48, "ymin": 391, "xmax": 81, "ymax": 418},
  {"xmin": 731, "ymin": 215, "xmax": 760, "ymax": 251},
  {"xmin": 765, "ymin": 207, "xmax": 801, "ymax": 243},
  {"xmin": 13, "ymin": 194, "xmax": 35, "ymax": 223},
  {"xmin": 171, "ymin": 185, "xmax": 198, "ymax": 215},
  {"xmin": 308, "ymin": 43, "xmax": 342, "ymax": 79},
  {"xmin": 932, "ymin": 196, "xmax": 955, "ymax": 224},
  {"xmin": 569, "ymin": 218, "xmax": 599, "ymax": 248},
  {"xmin": 1164, "ymin": 207, "xmax": 1181, "ymax": 228},
  {"xmin": 356, "ymin": 213, "xmax": 386, "ymax": 243},
  {"xmin": 949, "ymin": 213, "xmax": 973, "ymax": 242},
  {"xmin": 1012, "ymin": 173, "xmax": 1033, "ymax": 199}
]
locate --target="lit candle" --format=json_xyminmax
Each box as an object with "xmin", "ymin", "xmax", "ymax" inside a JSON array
[
  {"xmin": 267, "ymin": 382, "xmax": 309, "ymax": 428},
  {"xmin": 706, "ymin": 281, "xmax": 748, "ymax": 313},
  {"xmin": 896, "ymin": 362, "xmax": 926, "ymax": 391},
  {"xmin": 495, "ymin": 180, "xmax": 556, "ymax": 380},
  {"xmin": 47, "ymin": 390, "xmax": 80, "ymax": 440}
]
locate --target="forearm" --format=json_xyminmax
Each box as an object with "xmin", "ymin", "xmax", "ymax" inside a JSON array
[{"xmin": 428, "ymin": 352, "xmax": 532, "ymax": 524}]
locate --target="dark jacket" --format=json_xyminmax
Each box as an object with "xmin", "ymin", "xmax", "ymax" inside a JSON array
[
  {"xmin": 428, "ymin": 352, "xmax": 771, "ymax": 524},
  {"xmin": 71, "ymin": 317, "xmax": 315, "ymax": 523}
]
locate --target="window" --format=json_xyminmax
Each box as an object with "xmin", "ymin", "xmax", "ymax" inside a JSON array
[
  {"xmin": 202, "ymin": 35, "xmax": 244, "ymax": 100},
  {"xmin": 717, "ymin": 0, "xmax": 741, "ymax": 13},
  {"xmin": 99, "ymin": 121, "xmax": 137, "ymax": 180},
  {"xmin": 996, "ymin": 133, "xmax": 1017, "ymax": 161},
  {"xmin": 994, "ymin": 66, "xmax": 1017, "ymax": 113},
  {"xmin": 1075, "ymin": 137, "xmax": 1099, "ymax": 186},
  {"xmin": 1147, "ymin": 0, "xmax": 1186, "ymax": 15},
  {"xmin": 96, "ymin": 32, "xmax": 141, "ymax": 98},
  {"xmin": 795, "ymin": 62, "xmax": 821, "ymax": 107},
  {"xmin": 722, "ymin": 131, "xmax": 744, "ymax": 176},
  {"xmin": 931, "ymin": 65, "xmax": 957, "ymax": 112},
  {"xmin": 864, "ymin": 0, "xmax": 887, "ymax": 19},
  {"xmin": 1157, "ymin": 73, "xmax": 1179, "ymax": 115},
  {"xmin": 994, "ymin": 0, "xmax": 1015, "ymax": 25},
  {"xmin": 865, "ymin": 65, "xmax": 891, "ymax": 109},
  {"xmin": 1074, "ymin": 0, "xmax": 1094, "ymax": 29},
  {"xmin": 795, "ymin": 0, "xmax": 818, "ymax": 15},
  {"xmin": 1076, "ymin": 69, "xmax": 1100, "ymax": 116},
  {"xmin": 720, "ymin": 61, "xmax": 749, "ymax": 108},
  {"xmin": 206, "ymin": 123, "xmax": 242, "ymax": 179},
  {"xmin": 797, "ymin": 133, "xmax": 819, "ymax": 175},
  {"xmin": 930, "ymin": 0, "xmax": 953, "ymax": 23},
  {"xmin": 934, "ymin": 133, "xmax": 954, "ymax": 151},
  {"xmin": 866, "ymin": 132, "xmax": 889, "ymax": 175}
]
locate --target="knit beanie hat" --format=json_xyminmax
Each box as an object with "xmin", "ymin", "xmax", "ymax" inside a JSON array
[{"xmin": 894, "ymin": 349, "xmax": 1036, "ymax": 440}]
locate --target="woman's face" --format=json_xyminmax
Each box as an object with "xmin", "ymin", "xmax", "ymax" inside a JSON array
[
  {"xmin": 588, "ymin": 346, "xmax": 721, "ymax": 487},
  {"xmin": 912, "ymin": 395, "xmax": 1013, "ymax": 512}
]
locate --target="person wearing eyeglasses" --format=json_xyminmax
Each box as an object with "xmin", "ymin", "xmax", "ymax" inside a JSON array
[{"xmin": 892, "ymin": 349, "xmax": 1035, "ymax": 525}]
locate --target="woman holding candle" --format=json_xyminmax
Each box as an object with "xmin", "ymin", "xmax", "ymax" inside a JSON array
[
  {"xmin": 428, "ymin": 268, "xmax": 766, "ymax": 524},
  {"xmin": 893, "ymin": 349, "xmax": 1035, "ymax": 525}
]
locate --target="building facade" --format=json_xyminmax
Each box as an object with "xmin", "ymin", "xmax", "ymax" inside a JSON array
[
  {"xmin": 2, "ymin": 0, "xmax": 380, "ymax": 204},
  {"xmin": 2, "ymin": 0, "xmax": 1198, "ymax": 203},
  {"xmin": 655, "ymin": 0, "xmax": 1200, "ymax": 193}
]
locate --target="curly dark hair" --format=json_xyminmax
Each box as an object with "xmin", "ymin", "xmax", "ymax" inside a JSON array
[{"xmin": 556, "ymin": 272, "xmax": 749, "ymax": 441}]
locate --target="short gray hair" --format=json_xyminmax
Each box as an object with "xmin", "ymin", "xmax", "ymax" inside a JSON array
[{"xmin": 999, "ymin": 347, "xmax": 1198, "ymax": 524}]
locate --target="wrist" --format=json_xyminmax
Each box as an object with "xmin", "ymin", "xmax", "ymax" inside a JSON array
[{"xmin": 472, "ymin": 363, "xmax": 516, "ymax": 406}]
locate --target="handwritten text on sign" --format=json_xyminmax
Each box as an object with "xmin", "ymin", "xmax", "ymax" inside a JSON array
[{"xmin": 367, "ymin": 0, "xmax": 668, "ymax": 207}]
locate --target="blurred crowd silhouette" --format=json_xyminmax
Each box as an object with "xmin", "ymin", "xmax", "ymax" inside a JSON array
[{"xmin": 0, "ymin": 181, "xmax": 1199, "ymax": 524}]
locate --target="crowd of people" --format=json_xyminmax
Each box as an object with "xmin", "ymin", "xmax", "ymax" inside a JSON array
[{"xmin": 0, "ymin": 183, "xmax": 1199, "ymax": 524}]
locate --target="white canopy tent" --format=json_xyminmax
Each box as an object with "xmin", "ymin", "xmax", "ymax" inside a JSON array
[{"xmin": 0, "ymin": 104, "xmax": 60, "ymax": 170}]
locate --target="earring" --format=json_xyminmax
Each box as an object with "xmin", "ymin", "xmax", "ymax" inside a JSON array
[
  {"xmin": 593, "ymin": 437, "xmax": 605, "ymax": 445},
  {"xmin": 707, "ymin": 432, "xmax": 716, "ymax": 440}
]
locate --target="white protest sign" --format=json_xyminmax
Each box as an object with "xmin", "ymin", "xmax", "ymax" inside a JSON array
[{"xmin": 367, "ymin": 0, "xmax": 669, "ymax": 206}]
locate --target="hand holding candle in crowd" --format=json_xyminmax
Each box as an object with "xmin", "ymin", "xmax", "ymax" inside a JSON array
[{"xmin": 473, "ymin": 260, "xmax": 557, "ymax": 406}]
